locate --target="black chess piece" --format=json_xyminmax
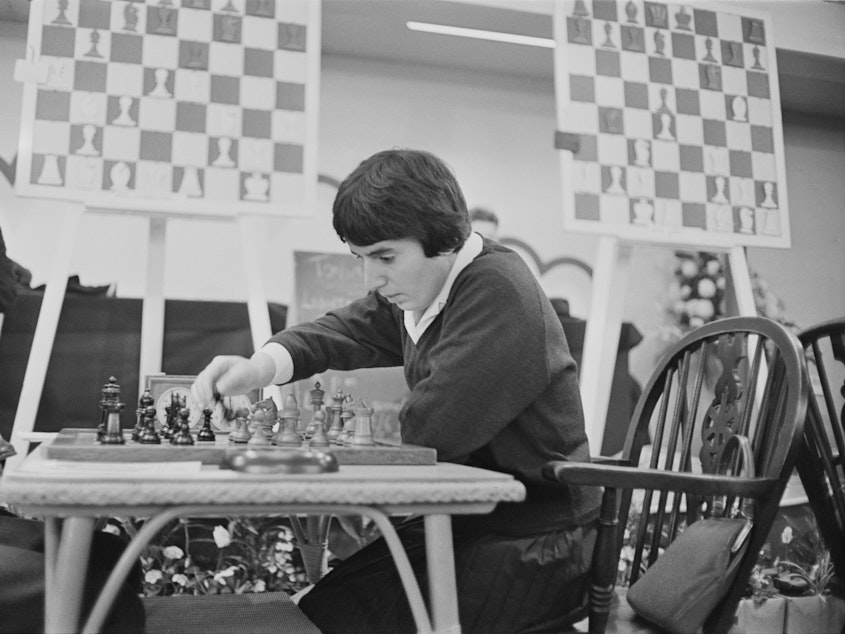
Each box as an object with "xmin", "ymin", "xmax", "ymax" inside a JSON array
[
  {"xmin": 98, "ymin": 377, "xmax": 122, "ymax": 441},
  {"xmin": 305, "ymin": 381, "xmax": 325, "ymax": 438},
  {"xmin": 51, "ymin": 0, "xmax": 72, "ymax": 26},
  {"xmin": 625, "ymin": 0, "xmax": 638, "ymax": 24},
  {"xmin": 197, "ymin": 407, "xmax": 216, "ymax": 442},
  {"xmin": 138, "ymin": 406, "xmax": 162, "ymax": 444},
  {"xmin": 100, "ymin": 399, "xmax": 126, "ymax": 445},
  {"xmin": 171, "ymin": 408, "xmax": 195, "ymax": 446},
  {"xmin": 84, "ymin": 30, "xmax": 102, "ymax": 58},
  {"xmin": 132, "ymin": 390, "xmax": 154, "ymax": 442},
  {"xmin": 123, "ymin": 3, "xmax": 138, "ymax": 32}
]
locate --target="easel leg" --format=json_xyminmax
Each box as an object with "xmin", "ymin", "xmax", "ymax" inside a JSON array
[
  {"xmin": 238, "ymin": 215, "xmax": 282, "ymax": 405},
  {"xmin": 727, "ymin": 246, "xmax": 758, "ymax": 317},
  {"xmin": 579, "ymin": 236, "xmax": 631, "ymax": 456},
  {"xmin": 138, "ymin": 216, "xmax": 166, "ymax": 397},
  {"xmin": 7, "ymin": 204, "xmax": 82, "ymax": 468}
]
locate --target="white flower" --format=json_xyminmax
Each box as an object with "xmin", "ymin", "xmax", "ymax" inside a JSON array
[
  {"xmin": 697, "ymin": 278, "xmax": 717, "ymax": 299},
  {"xmin": 171, "ymin": 573, "xmax": 188, "ymax": 587},
  {"xmin": 680, "ymin": 260, "xmax": 699, "ymax": 279},
  {"xmin": 695, "ymin": 299, "xmax": 716, "ymax": 320},
  {"xmin": 145, "ymin": 569, "xmax": 164, "ymax": 584},
  {"xmin": 689, "ymin": 316, "xmax": 705, "ymax": 328},
  {"xmin": 163, "ymin": 546, "xmax": 184, "ymax": 560},
  {"xmin": 213, "ymin": 525, "xmax": 232, "ymax": 548},
  {"xmin": 101, "ymin": 524, "xmax": 120, "ymax": 536},
  {"xmin": 680, "ymin": 284, "xmax": 692, "ymax": 299},
  {"xmin": 705, "ymin": 260, "xmax": 721, "ymax": 276},
  {"xmin": 214, "ymin": 566, "xmax": 237, "ymax": 584},
  {"xmin": 781, "ymin": 526, "xmax": 793, "ymax": 544},
  {"xmin": 253, "ymin": 580, "xmax": 266, "ymax": 593}
]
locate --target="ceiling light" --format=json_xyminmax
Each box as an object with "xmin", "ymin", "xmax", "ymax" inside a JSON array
[{"xmin": 406, "ymin": 21, "xmax": 555, "ymax": 48}]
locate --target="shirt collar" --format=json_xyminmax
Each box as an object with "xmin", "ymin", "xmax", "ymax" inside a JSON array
[{"xmin": 404, "ymin": 231, "xmax": 484, "ymax": 343}]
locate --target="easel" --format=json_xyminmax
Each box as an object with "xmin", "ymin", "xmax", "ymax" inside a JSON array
[
  {"xmin": 6, "ymin": 202, "xmax": 282, "ymax": 470},
  {"xmin": 580, "ymin": 236, "xmax": 760, "ymax": 456}
]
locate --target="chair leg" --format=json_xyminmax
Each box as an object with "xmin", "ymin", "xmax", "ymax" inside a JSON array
[{"xmin": 588, "ymin": 489, "xmax": 618, "ymax": 634}]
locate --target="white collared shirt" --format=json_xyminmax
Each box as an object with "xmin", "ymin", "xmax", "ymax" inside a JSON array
[{"xmin": 260, "ymin": 232, "xmax": 484, "ymax": 384}]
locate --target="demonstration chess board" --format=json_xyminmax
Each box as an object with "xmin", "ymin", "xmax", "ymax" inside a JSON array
[
  {"xmin": 46, "ymin": 429, "xmax": 438, "ymax": 466},
  {"xmin": 553, "ymin": 0, "xmax": 790, "ymax": 248},
  {"xmin": 15, "ymin": 0, "xmax": 319, "ymax": 216}
]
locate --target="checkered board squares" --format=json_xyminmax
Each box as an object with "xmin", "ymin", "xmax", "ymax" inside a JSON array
[
  {"xmin": 16, "ymin": 0, "xmax": 319, "ymax": 216},
  {"xmin": 554, "ymin": 0, "xmax": 790, "ymax": 248}
]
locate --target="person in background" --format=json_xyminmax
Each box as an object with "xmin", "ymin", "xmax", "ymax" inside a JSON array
[
  {"xmin": 192, "ymin": 148, "xmax": 600, "ymax": 633},
  {"xmin": 0, "ymin": 226, "xmax": 21, "ymax": 313},
  {"xmin": 469, "ymin": 206, "xmax": 500, "ymax": 240}
]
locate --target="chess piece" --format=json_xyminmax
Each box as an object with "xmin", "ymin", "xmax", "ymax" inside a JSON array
[
  {"xmin": 326, "ymin": 391, "xmax": 345, "ymax": 443},
  {"xmin": 657, "ymin": 87, "xmax": 673, "ymax": 115},
  {"xmin": 633, "ymin": 199, "xmax": 654, "ymax": 225},
  {"xmin": 305, "ymin": 382, "xmax": 326, "ymax": 438},
  {"xmin": 221, "ymin": 16, "xmax": 240, "ymax": 42},
  {"xmin": 656, "ymin": 113, "xmax": 674, "ymax": 141},
  {"xmin": 653, "ymin": 30, "xmax": 666, "ymax": 56},
  {"xmin": 625, "ymin": 0, "xmax": 638, "ymax": 24},
  {"xmin": 731, "ymin": 95, "xmax": 747, "ymax": 122},
  {"xmin": 254, "ymin": 0, "xmax": 274, "ymax": 17},
  {"xmin": 601, "ymin": 22, "xmax": 615, "ymax": 48},
  {"xmin": 222, "ymin": 0, "xmax": 238, "ymax": 11},
  {"xmin": 248, "ymin": 416, "xmax": 271, "ymax": 446},
  {"xmin": 648, "ymin": 3, "xmax": 668, "ymax": 28},
  {"xmin": 739, "ymin": 207, "xmax": 755, "ymax": 233},
  {"xmin": 171, "ymin": 408, "xmax": 195, "ymax": 445},
  {"xmin": 243, "ymin": 172, "xmax": 269, "ymax": 201},
  {"xmin": 178, "ymin": 167, "xmax": 203, "ymax": 197},
  {"xmin": 229, "ymin": 408, "xmax": 252, "ymax": 443},
  {"xmin": 187, "ymin": 42, "xmax": 206, "ymax": 69},
  {"xmin": 350, "ymin": 401, "xmax": 375, "ymax": 447},
  {"xmin": 76, "ymin": 124, "xmax": 100, "ymax": 156},
  {"xmin": 572, "ymin": 19, "xmax": 589, "ymax": 44},
  {"xmin": 752, "ymin": 46, "xmax": 765, "ymax": 71},
  {"xmin": 155, "ymin": 7, "xmax": 175, "ymax": 35},
  {"xmin": 760, "ymin": 182, "xmax": 778, "ymax": 208},
  {"xmin": 705, "ymin": 65, "xmax": 720, "ymax": 90},
  {"xmin": 309, "ymin": 410, "xmax": 330, "ymax": 447},
  {"xmin": 197, "ymin": 408, "xmax": 216, "ymax": 441},
  {"xmin": 339, "ymin": 396, "xmax": 356, "ymax": 446},
  {"xmin": 149, "ymin": 68, "xmax": 172, "ymax": 98},
  {"xmin": 675, "ymin": 6, "xmax": 691, "ymax": 30},
  {"xmin": 633, "ymin": 139, "xmax": 651, "ymax": 167},
  {"xmin": 703, "ymin": 38, "xmax": 717, "ymax": 63},
  {"xmin": 98, "ymin": 377, "xmax": 122, "ymax": 441},
  {"xmin": 212, "ymin": 137, "xmax": 236, "ymax": 167},
  {"xmin": 123, "ymin": 3, "xmax": 139, "ymax": 31},
  {"xmin": 572, "ymin": 0, "xmax": 590, "ymax": 17},
  {"xmin": 711, "ymin": 176, "xmax": 729, "ymax": 204},
  {"xmin": 84, "ymin": 30, "xmax": 103, "ymax": 58},
  {"xmin": 110, "ymin": 162, "xmax": 132, "ymax": 192},
  {"xmin": 747, "ymin": 19, "xmax": 765, "ymax": 45},
  {"xmin": 138, "ymin": 405, "xmax": 162, "ymax": 444},
  {"xmin": 132, "ymin": 390, "xmax": 153, "ymax": 441},
  {"xmin": 605, "ymin": 166, "xmax": 626, "ymax": 195},
  {"xmin": 273, "ymin": 395, "xmax": 302, "ymax": 447},
  {"xmin": 51, "ymin": 0, "xmax": 72, "ymax": 26},
  {"xmin": 100, "ymin": 397, "xmax": 126, "ymax": 445},
  {"xmin": 37, "ymin": 155, "xmax": 63, "ymax": 186},
  {"xmin": 112, "ymin": 96, "xmax": 136, "ymax": 126}
]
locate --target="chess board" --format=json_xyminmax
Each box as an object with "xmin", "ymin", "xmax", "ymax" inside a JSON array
[
  {"xmin": 15, "ymin": 0, "xmax": 319, "ymax": 217},
  {"xmin": 553, "ymin": 0, "xmax": 790, "ymax": 248},
  {"xmin": 46, "ymin": 428, "xmax": 439, "ymax": 466}
]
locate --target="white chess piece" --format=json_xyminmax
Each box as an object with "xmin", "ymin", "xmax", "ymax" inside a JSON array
[
  {"xmin": 109, "ymin": 161, "xmax": 131, "ymax": 191},
  {"xmin": 633, "ymin": 139, "xmax": 650, "ymax": 167},
  {"xmin": 149, "ymin": 68, "xmax": 171, "ymax": 98},
  {"xmin": 711, "ymin": 176, "xmax": 729, "ymax": 204},
  {"xmin": 739, "ymin": 207, "xmax": 754, "ymax": 233},
  {"xmin": 76, "ymin": 124, "xmax": 100, "ymax": 156},
  {"xmin": 37, "ymin": 154, "xmax": 63, "ymax": 185},
  {"xmin": 244, "ymin": 172, "xmax": 269, "ymax": 201},
  {"xmin": 605, "ymin": 166, "xmax": 625, "ymax": 194},
  {"xmin": 731, "ymin": 95, "xmax": 747, "ymax": 122},
  {"xmin": 633, "ymin": 198, "xmax": 654, "ymax": 224},
  {"xmin": 178, "ymin": 167, "xmax": 203, "ymax": 197},
  {"xmin": 657, "ymin": 113, "xmax": 674, "ymax": 140},
  {"xmin": 212, "ymin": 137, "xmax": 235, "ymax": 167},
  {"xmin": 760, "ymin": 182, "xmax": 778, "ymax": 208},
  {"xmin": 112, "ymin": 96, "xmax": 136, "ymax": 126}
]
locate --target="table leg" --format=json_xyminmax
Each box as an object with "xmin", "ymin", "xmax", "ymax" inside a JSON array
[
  {"xmin": 46, "ymin": 517, "xmax": 95, "ymax": 634},
  {"xmin": 43, "ymin": 517, "xmax": 60, "ymax": 603},
  {"xmin": 425, "ymin": 514, "xmax": 461, "ymax": 634}
]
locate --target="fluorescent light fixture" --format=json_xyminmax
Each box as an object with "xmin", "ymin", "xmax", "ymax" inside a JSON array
[{"xmin": 406, "ymin": 21, "xmax": 555, "ymax": 48}]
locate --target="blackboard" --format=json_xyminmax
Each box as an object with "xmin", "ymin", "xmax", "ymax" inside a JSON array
[{"xmin": 290, "ymin": 251, "xmax": 407, "ymax": 441}]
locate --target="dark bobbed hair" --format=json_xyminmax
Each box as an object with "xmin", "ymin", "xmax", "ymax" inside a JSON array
[{"xmin": 332, "ymin": 149, "xmax": 471, "ymax": 257}]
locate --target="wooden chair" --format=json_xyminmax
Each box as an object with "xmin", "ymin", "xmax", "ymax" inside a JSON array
[
  {"xmin": 796, "ymin": 317, "xmax": 845, "ymax": 578},
  {"xmin": 544, "ymin": 316, "xmax": 809, "ymax": 634}
]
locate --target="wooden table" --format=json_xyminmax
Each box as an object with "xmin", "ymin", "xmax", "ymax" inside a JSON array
[{"xmin": 0, "ymin": 444, "xmax": 525, "ymax": 634}]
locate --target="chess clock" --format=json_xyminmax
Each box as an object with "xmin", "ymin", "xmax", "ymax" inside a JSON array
[{"xmin": 144, "ymin": 375, "xmax": 251, "ymax": 432}]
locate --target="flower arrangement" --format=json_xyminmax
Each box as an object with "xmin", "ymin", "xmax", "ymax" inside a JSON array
[
  {"xmin": 664, "ymin": 251, "xmax": 727, "ymax": 339},
  {"xmin": 106, "ymin": 515, "xmax": 309, "ymax": 596}
]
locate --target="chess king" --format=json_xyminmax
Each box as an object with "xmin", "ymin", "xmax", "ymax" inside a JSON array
[{"xmin": 192, "ymin": 148, "xmax": 601, "ymax": 633}]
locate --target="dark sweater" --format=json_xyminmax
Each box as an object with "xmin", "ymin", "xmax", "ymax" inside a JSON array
[{"xmin": 270, "ymin": 241, "xmax": 601, "ymax": 532}]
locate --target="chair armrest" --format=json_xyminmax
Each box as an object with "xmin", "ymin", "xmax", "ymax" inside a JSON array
[{"xmin": 542, "ymin": 461, "xmax": 776, "ymax": 499}]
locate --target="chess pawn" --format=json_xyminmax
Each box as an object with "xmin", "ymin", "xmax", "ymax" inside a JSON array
[
  {"xmin": 132, "ymin": 390, "xmax": 152, "ymax": 441},
  {"xmin": 350, "ymin": 401, "xmax": 376, "ymax": 447},
  {"xmin": 171, "ymin": 408, "xmax": 195, "ymax": 445},
  {"xmin": 138, "ymin": 405, "xmax": 162, "ymax": 444},
  {"xmin": 160, "ymin": 405, "xmax": 174, "ymax": 439},
  {"xmin": 229, "ymin": 408, "xmax": 252, "ymax": 443},
  {"xmin": 309, "ymin": 410, "xmax": 330, "ymax": 448},
  {"xmin": 248, "ymin": 414, "xmax": 271, "ymax": 446},
  {"xmin": 305, "ymin": 382, "xmax": 326, "ymax": 438},
  {"xmin": 196, "ymin": 407, "xmax": 216, "ymax": 442},
  {"xmin": 273, "ymin": 395, "xmax": 302, "ymax": 447}
]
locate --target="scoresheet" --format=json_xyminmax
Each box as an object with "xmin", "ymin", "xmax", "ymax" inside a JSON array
[
  {"xmin": 15, "ymin": 0, "xmax": 320, "ymax": 217},
  {"xmin": 554, "ymin": 0, "xmax": 790, "ymax": 248}
]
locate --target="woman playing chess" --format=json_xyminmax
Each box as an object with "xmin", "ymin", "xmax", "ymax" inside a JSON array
[{"xmin": 193, "ymin": 148, "xmax": 601, "ymax": 633}]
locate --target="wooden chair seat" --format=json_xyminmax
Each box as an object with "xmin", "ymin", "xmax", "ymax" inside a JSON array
[{"xmin": 142, "ymin": 592, "xmax": 321, "ymax": 634}]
